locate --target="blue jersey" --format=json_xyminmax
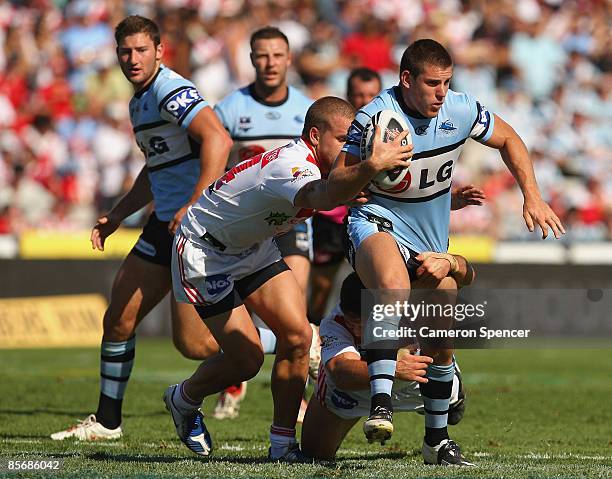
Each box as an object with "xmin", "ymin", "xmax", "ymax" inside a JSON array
[
  {"xmin": 342, "ymin": 86, "xmax": 494, "ymax": 253},
  {"xmin": 129, "ymin": 65, "xmax": 208, "ymax": 221},
  {"xmin": 214, "ymin": 84, "xmax": 313, "ymax": 169}
]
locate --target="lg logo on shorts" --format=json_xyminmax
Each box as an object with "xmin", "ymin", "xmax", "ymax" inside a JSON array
[
  {"xmin": 163, "ymin": 88, "xmax": 202, "ymax": 119},
  {"xmin": 205, "ymin": 274, "xmax": 231, "ymax": 295}
]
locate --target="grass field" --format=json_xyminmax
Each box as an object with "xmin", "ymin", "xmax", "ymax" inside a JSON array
[{"xmin": 1, "ymin": 339, "xmax": 611, "ymax": 478}]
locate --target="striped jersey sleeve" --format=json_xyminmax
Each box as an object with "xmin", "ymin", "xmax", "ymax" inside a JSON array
[
  {"xmin": 156, "ymin": 72, "xmax": 208, "ymax": 128},
  {"xmin": 467, "ymin": 94, "xmax": 494, "ymax": 143}
]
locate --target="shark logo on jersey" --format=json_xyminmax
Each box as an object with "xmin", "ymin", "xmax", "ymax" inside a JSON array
[
  {"xmin": 239, "ymin": 116, "xmax": 252, "ymax": 132},
  {"xmin": 265, "ymin": 211, "xmax": 291, "ymax": 226},
  {"xmin": 439, "ymin": 119, "xmax": 458, "ymax": 136},
  {"xmin": 265, "ymin": 111, "xmax": 281, "ymax": 120},
  {"xmin": 415, "ymin": 124, "xmax": 430, "ymax": 135},
  {"xmin": 162, "ymin": 88, "xmax": 202, "ymax": 120}
]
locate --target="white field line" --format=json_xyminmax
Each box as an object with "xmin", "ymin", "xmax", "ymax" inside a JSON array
[
  {"xmin": 520, "ymin": 452, "xmax": 609, "ymax": 461},
  {"xmin": 2, "ymin": 439, "xmax": 608, "ymax": 462},
  {"xmin": 1, "ymin": 438, "xmax": 122, "ymax": 447}
]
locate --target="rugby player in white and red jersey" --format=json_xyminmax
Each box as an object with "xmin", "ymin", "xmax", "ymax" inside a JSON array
[
  {"xmin": 212, "ymin": 26, "xmax": 314, "ymax": 421},
  {"xmin": 162, "ymin": 96, "xmax": 412, "ymax": 461}
]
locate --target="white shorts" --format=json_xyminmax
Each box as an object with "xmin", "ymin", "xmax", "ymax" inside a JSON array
[
  {"xmin": 172, "ymin": 233, "xmax": 287, "ymax": 318},
  {"xmin": 316, "ymin": 366, "xmax": 460, "ymax": 420}
]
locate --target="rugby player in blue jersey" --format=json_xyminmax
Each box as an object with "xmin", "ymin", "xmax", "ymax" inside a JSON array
[
  {"xmin": 327, "ymin": 39, "xmax": 564, "ymax": 465},
  {"xmin": 51, "ymin": 15, "xmax": 232, "ymax": 441}
]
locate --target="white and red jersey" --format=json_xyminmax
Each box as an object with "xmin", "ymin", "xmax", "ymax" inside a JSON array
[{"xmin": 180, "ymin": 138, "xmax": 320, "ymax": 253}]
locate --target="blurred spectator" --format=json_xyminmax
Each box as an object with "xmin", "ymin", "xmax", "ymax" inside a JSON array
[
  {"xmin": 0, "ymin": 0, "xmax": 609, "ymax": 245},
  {"xmin": 341, "ymin": 17, "xmax": 393, "ymax": 73}
]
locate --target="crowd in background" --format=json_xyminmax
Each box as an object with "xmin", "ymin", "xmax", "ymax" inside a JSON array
[{"xmin": 0, "ymin": 0, "xmax": 610, "ymax": 242}]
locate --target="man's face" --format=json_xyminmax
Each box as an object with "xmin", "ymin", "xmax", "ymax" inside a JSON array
[
  {"xmin": 315, "ymin": 114, "xmax": 351, "ymax": 177},
  {"xmin": 250, "ymin": 38, "xmax": 291, "ymax": 90},
  {"xmin": 348, "ymin": 77, "xmax": 381, "ymax": 109},
  {"xmin": 116, "ymin": 33, "xmax": 162, "ymax": 90},
  {"xmin": 402, "ymin": 63, "xmax": 453, "ymax": 118}
]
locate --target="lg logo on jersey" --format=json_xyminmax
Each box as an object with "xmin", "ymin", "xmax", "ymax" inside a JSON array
[
  {"xmin": 419, "ymin": 159, "xmax": 453, "ymax": 189},
  {"xmin": 375, "ymin": 159, "xmax": 453, "ymax": 194},
  {"xmin": 149, "ymin": 136, "xmax": 169, "ymax": 155},
  {"xmin": 137, "ymin": 136, "xmax": 169, "ymax": 158}
]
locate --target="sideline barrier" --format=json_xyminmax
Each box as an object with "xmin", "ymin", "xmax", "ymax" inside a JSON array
[
  {"xmin": 7, "ymin": 230, "xmax": 612, "ymax": 264},
  {"xmin": 19, "ymin": 229, "xmax": 140, "ymax": 259},
  {"xmin": 0, "ymin": 294, "xmax": 106, "ymax": 349}
]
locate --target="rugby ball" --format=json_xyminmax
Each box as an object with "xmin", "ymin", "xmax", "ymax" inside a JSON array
[{"xmin": 360, "ymin": 109, "xmax": 412, "ymax": 192}]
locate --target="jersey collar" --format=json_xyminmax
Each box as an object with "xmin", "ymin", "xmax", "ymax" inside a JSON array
[
  {"xmin": 393, "ymin": 85, "xmax": 428, "ymax": 120},
  {"xmin": 133, "ymin": 64, "xmax": 164, "ymax": 99},
  {"xmin": 299, "ymin": 136, "xmax": 319, "ymax": 167},
  {"xmin": 248, "ymin": 83, "xmax": 289, "ymax": 107}
]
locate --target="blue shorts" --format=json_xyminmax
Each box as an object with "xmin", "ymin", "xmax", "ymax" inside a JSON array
[
  {"xmin": 345, "ymin": 209, "xmax": 421, "ymax": 281},
  {"xmin": 131, "ymin": 212, "xmax": 172, "ymax": 268}
]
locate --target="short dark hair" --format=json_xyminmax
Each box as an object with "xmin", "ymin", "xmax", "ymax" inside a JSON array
[
  {"xmin": 399, "ymin": 39, "xmax": 452, "ymax": 79},
  {"xmin": 301, "ymin": 96, "xmax": 355, "ymax": 137},
  {"xmin": 115, "ymin": 15, "xmax": 161, "ymax": 46},
  {"xmin": 347, "ymin": 67, "xmax": 382, "ymax": 98},
  {"xmin": 250, "ymin": 26, "xmax": 289, "ymax": 50},
  {"xmin": 340, "ymin": 273, "xmax": 365, "ymax": 316}
]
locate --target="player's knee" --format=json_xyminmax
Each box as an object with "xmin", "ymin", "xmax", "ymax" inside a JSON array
[
  {"xmin": 276, "ymin": 324, "xmax": 311, "ymax": 358},
  {"xmin": 232, "ymin": 346, "xmax": 264, "ymax": 381},
  {"xmin": 102, "ymin": 308, "xmax": 136, "ymax": 341},
  {"xmin": 377, "ymin": 273, "xmax": 410, "ymax": 290},
  {"xmin": 439, "ymin": 276, "xmax": 458, "ymax": 290},
  {"xmin": 173, "ymin": 335, "xmax": 220, "ymax": 360}
]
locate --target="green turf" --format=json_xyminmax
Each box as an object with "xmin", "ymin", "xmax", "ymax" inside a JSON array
[{"xmin": 1, "ymin": 339, "xmax": 611, "ymax": 478}]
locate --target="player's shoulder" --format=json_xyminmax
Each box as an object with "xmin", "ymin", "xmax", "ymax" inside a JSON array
[
  {"xmin": 260, "ymin": 141, "xmax": 318, "ymax": 184},
  {"xmin": 319, "ymin": 305, "xmax": 351, "ymax": 337},
  {"xmin": 437, "ymin": 89, "xmax": 481, "ymax": 130},
  {"xmin": 287, "ymin": 86, "xmax": 314, "ymax": 107},
  {"xmin": 215, "ymin": 85, "xmax": 251, "ymax": 110},
  {"xmin": 152, "ymin": 65, "xmax": 197, "ymax": 99},
  {"xmin": 269, "ymin": 139, "xmax": 318, "ymax": 170},
  {"xmin": 443, "ymin": 89, "xmax": 476, "ymax": 111},
  {"xmin": 353, "ymin": 87, "xmax": 398, "ymax": 126}
]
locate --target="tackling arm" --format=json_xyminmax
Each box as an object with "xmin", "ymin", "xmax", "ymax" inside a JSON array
[
  {"xmin": 414, "ymin": 252, "xmax": 475, "ymax": 288},
  {"xmin": 326, "ymin": 350, "xmax": 433, "ymax": 390},
  {"xmin": 327, "ymin": 128, "xmax": 413, "ymax": 204}
]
